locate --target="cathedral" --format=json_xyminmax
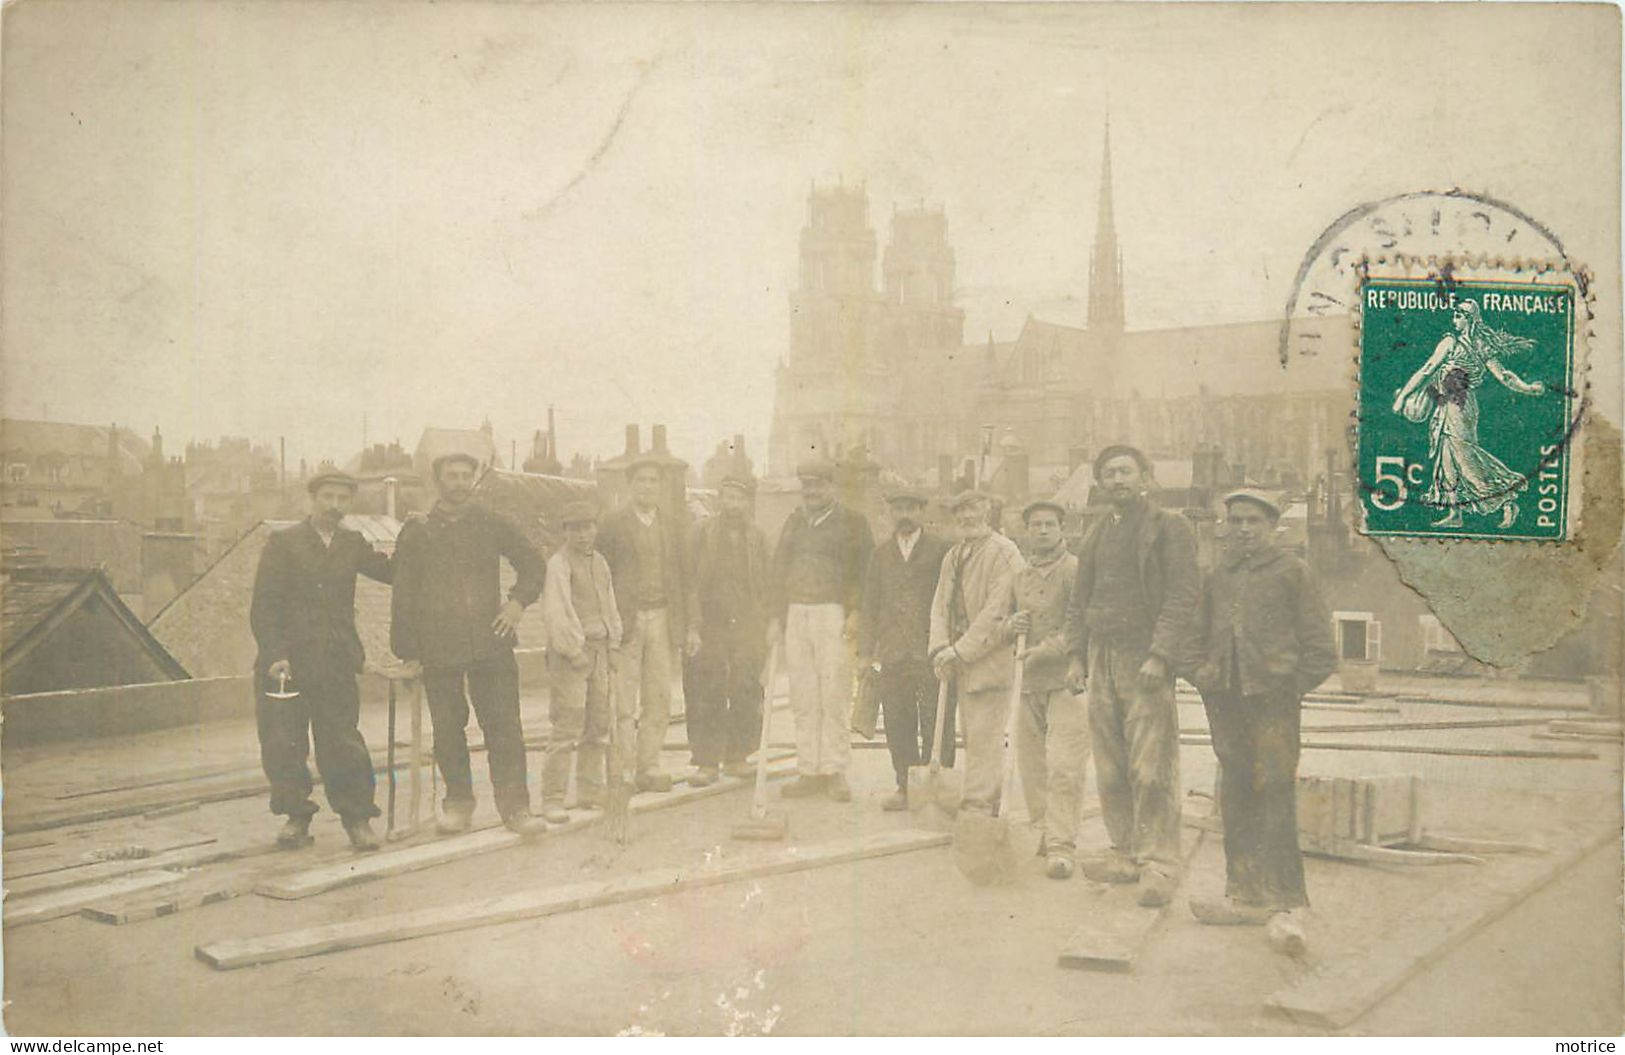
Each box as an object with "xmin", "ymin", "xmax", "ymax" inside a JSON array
[{"xmin": 767, "ymin": 126, "xmax": 1351, "ymax": 490}]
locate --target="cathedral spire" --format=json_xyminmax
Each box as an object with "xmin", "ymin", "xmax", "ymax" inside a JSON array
[{"xmin": 1087, "ymin": 117, "xmax": 1125, "ymax": 334}]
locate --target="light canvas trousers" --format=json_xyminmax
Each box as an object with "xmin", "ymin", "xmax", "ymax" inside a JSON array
[
  {"xmin": 958, "ymin": 685, "xmax": 1010, "ymax": 813},
  {"xmin": 784, "ymin": 603, "xmax": 852, "ymax": 777},
  {"xmin": 1016, "ymin": 686, "xmax": 1092, "ymax": 856},
  {"xmin": 542, "ymin": 640, "xmax": 611, "ymax": 808},
  {"xmin": 618, "ymin": 608, "xmax": 675, "ymax": 780}
]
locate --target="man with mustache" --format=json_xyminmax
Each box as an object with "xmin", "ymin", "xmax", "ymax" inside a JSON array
[
  {"xmin": 684, "ymin": 474, "xmax": 771, "ymax": 787},
  {"xmin": 1063, "ymin": 444, "xmax": 1199, "ymax": 907},
  {"xmin": 391, "ymin": 452, "xmax": 548, "ymax": 836},
  {"xmin": 860, "ymin": 487, "xmax": 954, "ymax": 811},
  {"xmin": 1185, "ymin": 489, "xmax": 1335, "ymax": 954},
  {"xmin": 250, "ymin": 469, "xmax": 393, "ymax": 852}
]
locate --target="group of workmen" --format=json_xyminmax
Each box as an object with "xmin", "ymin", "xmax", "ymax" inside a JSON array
[{"xmin": 249, "ymin": 440, "xmax": 1335, "ymax": 945}]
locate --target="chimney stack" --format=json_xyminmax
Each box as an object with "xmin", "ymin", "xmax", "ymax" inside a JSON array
[
  {"xmin": 652, "ymin": 424, "xmax": 669, "ymax": 455},
  {"xmin": 624, "ymin": 425, "xmax": 640, "ymax": 457},
  {"xmin": 384, "ymin": 476, "xmax": 399, "ymax": 520}
]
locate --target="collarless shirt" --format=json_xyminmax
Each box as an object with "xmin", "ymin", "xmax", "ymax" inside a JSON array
[{"xmin": 896, "ymin": 528, "xmax": 921, "ymax": 562}]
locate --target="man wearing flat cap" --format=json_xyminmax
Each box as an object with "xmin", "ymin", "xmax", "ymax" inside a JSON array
[
  {"xmin": 250, "ymin": 469, "xmax": 393, "ymax": 852},
  {"xmin": 537, "ymin": 500, "xmax": 622, "ymax": 823},
  {"xmin": 1009, "ymin": 498, "xmax": 1089, "ymax": 878},
  {"xmin": 860, "ymin": 486, "xmax": 953, "ymax": 809},
  {"xmin": 768, "ymin": 457, "xmax": 875, "ymax": 801},
  {"xmin": 391, "ymin": 451, "xmax": 548, "ymax": 836},
  {"xmin": 684, "ymin": 474, "xmax": 771, "ymax": 787},
  {"xmin": 598, "ymin": 454, "xmax": 700, "ymax": 793},
  {"xmin": 929, "ymin": 489, "xmax": 1025, "ymax": 813},
  {"xmin": 1186, "ymin": 489, "xmax": 1335, "ymax": 951},
  {"xmin": 1062, "ymin": 443, "xmax": 1198, "ymax": 907}
]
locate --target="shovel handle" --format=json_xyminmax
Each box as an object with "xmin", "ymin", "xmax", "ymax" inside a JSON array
[
  {"xmin": 751, "ymin": 642, "xmax": 781, "ymax": 819},
  {"xmin": 994, "ymin": 633, "xmax": 1027, "ymax": 818},
  {"xmin": 928, "ymin": 675, "xmax": 951, "ymax": 774}
]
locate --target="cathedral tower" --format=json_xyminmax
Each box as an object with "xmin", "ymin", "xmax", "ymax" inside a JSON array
[{"xmin": 1087, "ymin": 121, "xmax": 1125, "ymax": 335}]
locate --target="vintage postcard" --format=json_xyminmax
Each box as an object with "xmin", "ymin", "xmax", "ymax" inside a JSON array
[{"xmin": 0, "ymin": 0, "xmax": 1619, "ymax": 1041}]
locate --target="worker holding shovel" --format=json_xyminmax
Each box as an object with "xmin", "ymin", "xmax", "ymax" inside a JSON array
[{"xmin": 928, "ymin": 490, "xmax": 1024, "ymax": 815}]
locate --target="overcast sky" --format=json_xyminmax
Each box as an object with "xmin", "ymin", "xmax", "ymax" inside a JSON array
[{"xmin": 3, "ymin": 2, "xmax": 1618, "ymax": 470}]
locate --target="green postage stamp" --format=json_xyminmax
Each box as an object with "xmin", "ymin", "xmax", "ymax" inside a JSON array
[{"xmin": 1357, "ymin": 273, "xmax": 1581, "ymax": 541}]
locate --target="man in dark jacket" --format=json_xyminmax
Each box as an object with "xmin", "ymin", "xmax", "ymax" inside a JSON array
[
  {"xmin": 1187, "ymin": 489, "xmax": 1335, "ymax": 950},
  {"xmin": 390, "ymin": 452, "xmax": 547, "ymax": 836},
  {"xmin": 767, "ymin": 459, "xmax": 875, "ymax": 802},
  {"xmin": 250, "ymin": 470, "xmax": 392, "ymax": 852},
  {"xmin": 684, "ymin": 474, "xmax": 771, "ymax": 786},
  {"xmin": 859, "ymin": 487, "xmax": 953, "ymax": 810},
  {"xmin": 1063, "ymin": 444, "xmax": 1199, "ymax": 907},
  {"xmin": 597, "ymin": 455, "xmax": 701, "ymax": 792}
]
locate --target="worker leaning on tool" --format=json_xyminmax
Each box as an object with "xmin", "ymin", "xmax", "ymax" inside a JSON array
[
  {"xmin": 249, "ymin": 469, "xmax": 393, "ymax": 853},
  {"xmin": 766, "ymin": 458, "xmax": 875, "ymax": 803},
  {"xmin": 1063, "ymin": 444, "xmax": 1199, "ymax": 909},
  {"xmin": 1184, "ymin": 489, "xmax": 1336, "ymax": 951},
  {"xmin": 538, "ymin": 500, "xmax": 623, "ymax": 825},
  {"xmin": 1007, "ymin": 498, "xmax": 1087, "ymax": 880},
  {"xmin": 685, "ymin": 473, "xmax": 771, "ymax": 788},
  {"xmin": 859, "ymin": 486, "xmax": 954, "ymax": 811},
  {"xmin": 928, "ymin": 489, "xmax": 1025, "ymax": 815},
  {"xmin": 389, "ymin": 451, "xmax": 548, "ymax": 837}
]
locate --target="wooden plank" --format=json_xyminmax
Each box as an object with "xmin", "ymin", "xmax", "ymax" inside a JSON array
[
  {"xmin": 5, "ymin": 870, "xmax": 190, "ymax": 928},
  {"xmin": 1394, "ymin": 695, "xmax": 1587, "ymax": 714},
  {"xmin": 1179, "ymin": 735, "xmax": 1597, "ymax": 761},
  {"xmin": 4, "ymin": 834, "xmax": 217, "ymax": 882},
  {"xmin": 1266, "ymin": 825, "xmax": 1616, "ymax": 1028},
  {"xmin": 257, "ymin": 756, "xmax": 798, "ymax": 900},
  {"xmin": 81, "ymin": 877, "xmax": 256, "ymax": 925},
  {"xmin": 1532, "ymin": 731, "xmax": 1622, "ymax": 744},
  {"xmin": 6, "ymin": 836, "xmax": 269, "ymax": 898},
  {"xmin": 1057, "ymin": 832, "xmax": 1207, "ymax": 973},
  {"xmin": 200, "ymin": 828, "xmax": 949, "ymax": 970},
  {"xmin": 1178, "ymin": 718, "xmax": 1552, "ymax": 737}
]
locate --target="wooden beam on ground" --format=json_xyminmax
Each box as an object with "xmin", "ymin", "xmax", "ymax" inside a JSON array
[
  {"xmin": 256, "ymin": 755, "xmax": 798, "ymax": 900},
  {"xmin": 1057, "ymin": 830, "xmax": 1208, "ymax": 973},
  {"xmin": 6, "ymin": 836, "xmax": 270, "ymax": 898},
  {"xmin": 4, "ymin": 831, "xmax": 216, "ymax": 881},
  {"xmin": 81, "ymin": 876, "xmax": 256, "ymax": 925},
  {"xmin": 5, "ymin": 870, "xmax": 191, "ymax": 928},
  {"xmin": 200, "ymin": 828, "xmax": 949, "ymax": 970},
  {"xmin": 1394, "ymin": 695, "xmax": 1588, "ymax": 714},
  {"xmin": 1177, "ymin": 697, "xmax": 1401, "ymax": 715},
  {"xmin": 1265, "ymin": 825, "xmax": 1616, "ymax": 1029},
  {"xmin": 1178, "ymin": 717, "xmax": 1551, "ymax": 737},
  {"xmin": 1178, "ymin": 735, "xmax": 1597, "ymax": 761},
  {"xmin": 1532, "ymin": 731, "xmax": 1622, "ymax": 744}
]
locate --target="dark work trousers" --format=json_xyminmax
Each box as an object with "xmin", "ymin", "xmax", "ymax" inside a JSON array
[
  {"xmin": 256, "ymin": 663, "xmax": 379, "ymax": 824},
  {"xmin": 423, "ymin": 651, "xmax": 531, "ymax": 819},
  {"xmin": 687, "ymin": 635, "xmax": 764, "ymax": 768},
  {"xmin": 1087, "ymin": 640, "xmax": 1183, "ymax": 875},
  {"xmin": 878, "ymin": 661, "xmax": 955, "ymax": 788},
  {"xmin": 1201, "ymin": 688, "xmax": 1309, "ymax": 909}
]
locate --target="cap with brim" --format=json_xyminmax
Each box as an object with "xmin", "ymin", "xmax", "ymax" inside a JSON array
[
  {"xmin": 719, "ymin": 474, "xmax": 757, "ymax": 495},
  {"xmin": 1092, "ymin": 444, "xmax": 1152, "ymax": 481},
  {"xmin": 1022, "ymin": 498, "xmax": 1067, "ymax": 522},
  {"xmin": 947, "ymin": 489, "xmax": 991, "ymax": 512},
  {"xmin": 884, "ymin": 487, "xmax": 929, "ymax": 506},
  {"xmin": 1224, "ymin": 488, "xmax": 1282, "ymax": 519},
  {"xmin": 307, "ymin": 470, "xmax": 359, "ymax": 494},
  {"xmin": 795, "ymin": 459, "xmax": 835, "ymax": 482},
  {"xmin": 431, "ymin": 451, "xmax": 481, "ymax": 477},
  {"xmin": 559, "ymin": 500, "xmax": 599, "ymax": 526}
]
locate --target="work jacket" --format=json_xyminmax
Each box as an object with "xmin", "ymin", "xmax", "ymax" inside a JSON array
[
  {"xmin": 1010, "ymin": 547, "xmax": 1079, "ymax": 694},
  {"xmin": 929, "ymin": 531, "xmax": 1025, "ymax": 694},
  {"xmin": 1186, "ymin": 544, "xmax": 1337, "ymax": 699},
  {"xmin": 390, "ymin": 502, "xmax": 544, "ymax": 670},
  {"xmin": 769, "ymin": 503, "xmax": 875, "ymax": 620},
  {"xmin": 250, "ymin": 519, "xmax": 393, "ymax": 680},
  {"xmin": 860, "ymin": 530, "xmax": 952, "ymax": 669},
  {"xmin": 1064, "ymin": 499, "xmax": 1200, "ymax": 667},
  {"xmin": 689, "ymin": 513, "xmax": 770, "ymax": 652},
  {"xmin": 597, "ymin": 504, "xmax": 699, "ymax": 645},
  {"xmin": 540, "ymin": 547, "xmax": 623, "ymax": 663}
]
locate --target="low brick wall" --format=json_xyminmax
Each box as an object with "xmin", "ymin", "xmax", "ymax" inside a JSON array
[{"xmin": 2, "ymin": 649, "xmax": 552, "ymax": 745}]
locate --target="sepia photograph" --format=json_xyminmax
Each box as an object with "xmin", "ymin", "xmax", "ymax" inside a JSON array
[{"xmin": 0, "ymin": 0, "xmax": 1620, "ymax": 1039}]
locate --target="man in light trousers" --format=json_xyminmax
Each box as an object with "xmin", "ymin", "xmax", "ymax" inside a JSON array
[
  {"xmin": 930, "ymin": 490, "xmax": 1025, "ymax": 813},
  {"xmin": 1008, "ymin": 498, "xmax": 1089, "ymax": 879},
  {"xmin": 767, "ymin": 459, "xmax": 874, "ymax": 802}
]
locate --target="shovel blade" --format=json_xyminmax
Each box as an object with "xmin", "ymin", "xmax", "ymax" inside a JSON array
[
  {"xmin": 953, "ymin": 812, "xmax": 1019, "ymax": 886},
  {"xmin": 907, "ymin": 766, "xmax": 963, "ymax": 815}
]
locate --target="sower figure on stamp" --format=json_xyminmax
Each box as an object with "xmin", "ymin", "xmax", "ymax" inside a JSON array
[
  {"xmin": 1186, "ymin": 489, "xmax": 1336, "ymax": 954},
  {"xmin": 390, "ymin": 452, "xmax": 548, "ymax": 837},
  {"xmin": 1064, "ymin": 444, "xmax": 1199, "ymax": 907},
  {"xmin": 598, "ymin": 455, "xmax": 700, "ymax": 793},
  {"xmin": 929, "ymin": 490, "xmax": 1024, "ymax": 815},
  {"xmin": 538, "ymin": 501, "xmax": 623, "ymax": 824},
  {"xmin": 250, "ymin": 469, "xmax": 392, "ymax": 852},
  {"xmin": 1008, "ymin": 498, "xmax": 1088, "ymax": 879},
  {"xmin": 860, "ymin": 486, "xmax": 954, "ymax": 812},
  {"xmin": 767, "ymin": 458, "xmax": 875, "ymax": 802},
  {"xmin": 685, "ymin": 474, "xmax": 771, "ymax": 788}
]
